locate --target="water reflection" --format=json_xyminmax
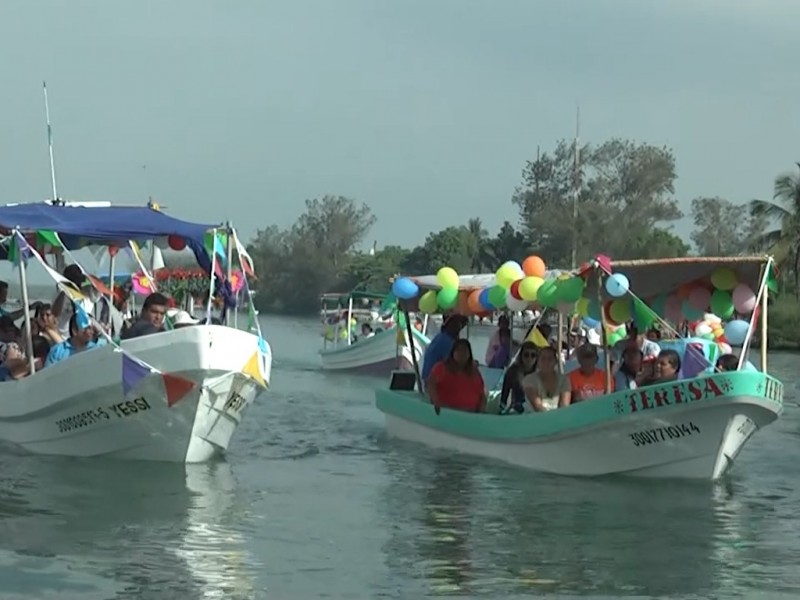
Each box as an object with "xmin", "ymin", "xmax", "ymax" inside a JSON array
[
  {"xmin": 379, "ymin": 447, "xmax": 775, "ymax": 598},
  {"xmin": 0, "ymin": 452, "xmax": 256, "ymax": 599}
]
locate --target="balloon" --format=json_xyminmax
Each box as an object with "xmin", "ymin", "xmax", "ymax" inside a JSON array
[
  {"xmin": 419, "ymin": 290, "xmax": 438, "ymax": 314},
  {"xmin": 607, "ymin": 331, "xmax": 624, "ymax": 346},
  {"xmin": 437, "ymin": 286, "xmax": 459, "ymax": 310},
  {"xmin": 582, "ymin": 317, "xmax": 600, "ymax": 328},
  {"xmin": 168, "ymin": 234, "xmax": 186, "ymax": 251},
  {"xmin": 518, "ymin": 276, "xmax": 544, "ymax": 301},
  {"xmin": 576, "ymin": 297, "xmax": 590, "ymax": 317},
  {"xmin": 557, "ymin": 277, "xmax": 585, "ymax": 303},
  {"xmin": 732, "ymin": 283, "xmax": 756, "ymax": 313},
  {"xmin": 467, "ymin": 289, "xmax": 483, "ymax": 313},
  {"xmin": 506, "ymin": 295, "xmax": 529, "ymax": 312},
  {"xmin": 457, "ymin": 291, "xmax": 471, "ymax": 315},
  {"xmin": 665, "ymin": 294, "xmax": 683, "ymax": 322},
  {"xmin": 605, "ymin": 273, "xmax": 630, "ymax": 298},
  {"xmin": 688, "ymin": 287, "xmax": 711, "ymax": 311},
  {"xmin": 724, "ymin": 319, "xmax": 750, "ymax": 346},
  {"xmin": 608, "ymin": 299, "xmax": 632, "ymax": 324},
  {"xmin": 522, "ymin": 255, "xmax": 546, "ymax": 278},
  {"xmin": 711, "ymin": 267, "xmax": 738, "ymax": 291},
  {"xmin": 488, "ymin": 285, "xmax": 507, "ymax": 308},
  {"xmin": 479, "ymin": 288, "xmax": 493, "ymax": 310},
  {"xmin": 586, "ymin": 297, "xmax": 602, "ymax": 320},
  {"xmin": 495, "ymin": 264, "xmax": 519, "ymax": 289},
  {"xmin": 502, "ymin": 261, "xmax": 524, "ymax": 276},
  {"xmin": 682, "ymin": 300, "xmax": 704, "ymax": 321},
  {"xmin": 537, "ymin": 280, "xmax": 559, "ymax": 307},
  {"xmin": 436, "ymin": 267, "xmax": 459, "ymax": 289},
  {"xmin": 695, "ymin": 323, "xmax": 713, "ymax": 336},
  {"xmin": 509, "ymin": 279, "xmax": 523, "ymax": 300},
  {"xmin": 633, "ymin": 298, "xmax": 655, "ymax": 331},
  {"xmin": 710, "ymin": 289, "xmax": 735, "ymax": 318},
  {"xmin": 392, "ymin": 277, "xmax": 419, "ymax": 300}
]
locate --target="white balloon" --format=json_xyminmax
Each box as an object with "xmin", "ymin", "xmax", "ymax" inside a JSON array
[
  {"xmin": 506, "ymin": 295, "xmax": 529, "ymax": 312},
  {"xmin": 695, "ymin": 323, "xmax": 713, "ymax": 336},
  {"xmin": 703, "ymin": 313, "xmax": 722, "ymax": 323}
]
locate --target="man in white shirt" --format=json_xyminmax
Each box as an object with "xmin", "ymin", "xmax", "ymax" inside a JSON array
[{"xmin": 612, "ymin": 325, "xmax": 660, "ymax": 363}]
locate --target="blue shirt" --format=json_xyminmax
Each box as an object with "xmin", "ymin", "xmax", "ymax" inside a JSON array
[
  {"xmin": 45, "ymin": 337, "xmax": 107, "ymax": 367},
  {"xmin": 421, "ymin": 330, "xmax": 457, "ymax": 383}
]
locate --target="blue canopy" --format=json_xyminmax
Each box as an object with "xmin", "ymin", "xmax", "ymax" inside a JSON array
[{"xmin": 0, "ymin": 202, "xmax": 220, "ymax": 273}]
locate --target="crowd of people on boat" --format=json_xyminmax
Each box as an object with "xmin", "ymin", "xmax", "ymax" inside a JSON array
[
  {"xmin": 0, "ymin": 265, "xmax": 209, "ymax": 382},
  {"xmin": 421, "ymin": 313, "xmax": 739, "ymax": 415}
]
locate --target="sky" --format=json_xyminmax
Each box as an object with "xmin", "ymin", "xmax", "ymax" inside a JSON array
[{"xmin": 1, "ymin": 0, "xmax": 798, "ymax": 270}]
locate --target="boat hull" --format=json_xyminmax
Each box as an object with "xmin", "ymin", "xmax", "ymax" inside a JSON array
[
  {"xmin": 376, "ymin": 372, "xmax": 783, "ymax": 480},
  {"xmin": 0, "ymin": 325, "xmax": 272, "ymax": 463},
  {"xmin": 320, "ymin": 326, "xmax": 429, "ymax": 375}
]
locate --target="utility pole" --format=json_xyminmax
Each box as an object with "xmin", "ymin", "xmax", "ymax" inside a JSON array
[{"xmin": 571, "ymin": 104, "xmax": 581, "ymax": 271}]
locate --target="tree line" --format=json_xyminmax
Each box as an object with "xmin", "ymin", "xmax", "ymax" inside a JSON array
[{"xmin": 246, "ymin": 139, "xmax": 800, "ymax": 317}]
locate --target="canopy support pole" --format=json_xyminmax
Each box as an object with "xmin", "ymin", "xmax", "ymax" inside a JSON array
[
  {"xmin": 556, "ymin": 313, "xmax": 564, "ymax": 373},
  {"xmin": 346, "ymin": 296, "xmax": 353, "ymax": 345},
  {"xmin": 16, "ymin": 232, "xmax": 36, "ymax": 376},
  {"xmin": 596, "ymin": 269, "xmax": 611, "ymax": 394},
  {"xmin": 761, "ymin": 278, "xmax": 768, "ymax": 372},
  {"xmin": 224, "ymin": 222, "xmax": 233, "ymax": 326},
  {"xmin": 401, "ymin": 303, "xmax": 424, "ymax": 397}
]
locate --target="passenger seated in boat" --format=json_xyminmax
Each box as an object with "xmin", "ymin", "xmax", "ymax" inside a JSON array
[
  {"xmin": 427, "ymin": 339, "xmax": 486, "ymax": 413},
  {"xmin": 485, "ymin": 314, "xmax": 510, "ymax": 364},
  {"xmin": 0, "ymin": 336, "xmax": 52, "ymax": 380},
  {"xmin": 715, "ymin": 353, "xmax": 738, "ymax": 372},
  {"xmin": 567, "ymin": 343, "xmax": 612, "ymax": 404},
  {"xmin": 421, "ymin": 314, "xmax": 468, "ymax": 389},
  {"xmin": 170, "ymin": 310, "xmax": 200, "ymax": 329},
  {"xmin": 120, "ymin": 293, "xmax": 169, "ymax": 340},
  {"xmin": 500, "ymin": 341, "xmax": 538, "ymax": 414},
  {"xmin": 32, "ymin": 303, "xmax": 64, "ymax": 345},
  {"xmin": 46, "ymin": 312, "xmax": 107, "ymax": 366},
  {"xmin": 641, "ymin": 349, "xmax": 681, "ymax": 386},
  {"xmin": 361, "ymin": 323, "xmax": 375, "ymax": 339},
  {"xmin": 614, "ymin": 347, "xmax": 644, "ymax": 390},
  {"xmin": 523, "ymin": 346, "xmax": 571, "ymax": 411},
  {"xmin": 487, "ymin": 327, "xmax": 513, "ymax": 368},
  {"xmin": 612, "ymin": 325, "xmax": 660, "ymax": 364}
]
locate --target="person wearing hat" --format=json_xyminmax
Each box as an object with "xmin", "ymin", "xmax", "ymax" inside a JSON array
[
  {"xmin": 420, "ymin": 313, "xmax": 467, "ymax": 389},
  {"xmin": 51, "ymin": 264, "xmax": 97, "ymax": 339},
  {"xmin": 566, "ymin": 343, "xmax": 613, "ymax": 405}
]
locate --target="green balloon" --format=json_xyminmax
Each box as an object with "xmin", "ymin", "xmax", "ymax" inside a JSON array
[
  {"xmin": 710, "ymin": 289, "xmax": 734, "ymax": 319},
  {"xmin": 557, "ymin": 277, "xmax": 585, "ymax": 303},
  {"xmin": 419, "ymin": 290, "xmax": 439, "ymax": 314},
  {"xmin": 537, "ymin": 280, "xmax": 558, "ymax": 307},
  {"xmin": 488, "ymin": 285, "xmax": 507, "ymax": 308},
  {"xmin": 437, "ymin": 286, "xmax": 459, "ymax": 310},
  {"xmin": 633, "ymin": 298, "xmax": 655, "ymax": 331}
]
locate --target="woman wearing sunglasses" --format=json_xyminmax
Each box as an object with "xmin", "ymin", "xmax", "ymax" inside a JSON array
[{"xmin": 499, "ymin": 341, "xmax": 538, "ymax": 414}]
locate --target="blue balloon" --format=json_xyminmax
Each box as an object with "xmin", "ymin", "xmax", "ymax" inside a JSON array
[
  {"xmin": 724, "ymin": 319, "xmax": 750, "ymax": 346},
  {"xmin": 479, "ymin": 288, "xmax": 493, "ymax": 310},
  {"xmin": 605, "ymin": 273, "xmax": 630, "ymax": 298},
  {"xmin": 391, "ymin": 277, "xmax": 419, "ymax": 300},
  {"xmin": 582, "ymin": 317, "xmax": 600, "ymax": 328}
]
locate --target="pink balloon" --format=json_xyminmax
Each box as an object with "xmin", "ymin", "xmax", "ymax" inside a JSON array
[
  {"xmin": 732, "ymin": 283, "xmax": 756, "ymax": 313},
  {"xmin": 688, "ymin": 286, "xmax": 711, "ymax": 311},
  {"xmin": 665, "ymin": 294, "xmax": 683, "ymax": 322}
]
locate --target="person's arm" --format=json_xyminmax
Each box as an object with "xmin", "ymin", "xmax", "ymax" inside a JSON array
[
  {"xmin": 427, "ymin": 364, "xmax": 441, "ymax": 409},
  {"xmin": 558, "ymin": 375, "xmax": 573, "ymax": 408},
  {"xmin": 499, "ymin": 368, "xmax": 514, "ymax": 409},
  {"xmin": 523, "ymin": 377, "xmax": 546, "ymax": 412}
]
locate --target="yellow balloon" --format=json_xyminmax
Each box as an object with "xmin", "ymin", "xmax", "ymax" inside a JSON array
[
  {"xmin": 518, "ymin": 276, "xmax": 544, "ymax": 301},
  {"xmin": 419, "ymin": 290, "xmax": 438, "ymax": 314},
  {"xmin": 576, "ymin": 297, "xmax": 590, "ymax": 317},
  {"xmin": 495, "ymin": 264, "xmax": 518, "ymax": 289},
  {"xmin": 437, "ymin": 267, "xmax": 459, "ymax": 289}
]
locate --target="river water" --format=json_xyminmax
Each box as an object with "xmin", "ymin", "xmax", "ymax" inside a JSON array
[{"xmin": 0, "ymin": 315, "xmax": 798, "ymax": 599}]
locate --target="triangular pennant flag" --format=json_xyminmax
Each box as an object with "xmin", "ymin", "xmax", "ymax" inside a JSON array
[
  {"xmin": 122, "ymin": 353, "xmax": 153, "ymax": 396},
  {"xmin": 767, "ymin": 262, "xmax": 778, "ymax": 293},
  {"xmin": 241, "ymin": 352, "xmax": 266, "ymax": 388},
  {"xmin": 36, "ymin": 229, "xmax": 62, "ymax": 248},
  {"xmin": 162, "ymin": 373, "xmax": 196, "ymax": 407},
  {"xmin": 396, "ymin": 327, "xmax": 406, "ymax": 346},
  {"xmin": 526, "ymin": 326, "xmax": 550, "ymax": 348}
]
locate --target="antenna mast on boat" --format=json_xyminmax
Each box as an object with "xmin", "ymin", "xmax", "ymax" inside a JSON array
[
  {"xmin": 570, "ymin": 104, "xmax": 581, "ymax": 271},
  {"xmin": 42, "ymin": 81, "xmax": 59, "ymax": 202}
]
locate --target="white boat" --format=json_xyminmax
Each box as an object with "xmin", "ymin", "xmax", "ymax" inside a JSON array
[
  {"xmin": 0, "ymin": 201, "xmax": 272, "ymax": 462},
  {"xmin": 376, "ymin": 256, "xmax": 783, "ymax": 480}
]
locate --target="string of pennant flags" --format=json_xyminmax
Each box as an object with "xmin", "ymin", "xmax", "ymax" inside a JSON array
[{"xmin": 10, "ymin": 228, "xmax": 268, "ymax": 409}]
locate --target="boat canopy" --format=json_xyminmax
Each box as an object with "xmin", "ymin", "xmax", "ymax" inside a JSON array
[{"xmin": 0, "ymin": 202, "xmax": 218, "ymax": 250}]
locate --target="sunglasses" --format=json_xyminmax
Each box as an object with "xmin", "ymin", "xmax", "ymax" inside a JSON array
[{"xmin": 522, "ymin": 352, "xmax": 536, "ymax": 358}]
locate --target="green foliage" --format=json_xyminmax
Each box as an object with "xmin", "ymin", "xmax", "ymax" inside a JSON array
[
  {"xmin": 767, "ymin": 295, "xmax": 800, "ymax": 350},
  {"xmin": 690, "ymin": 196, "xmax": 765, "ymax": 256}
]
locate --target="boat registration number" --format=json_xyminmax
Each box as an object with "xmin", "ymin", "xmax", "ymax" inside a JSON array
[
  {"xmin": 55, "ymin": 397, "xmax": 152, "ymax": 434},
  {"xmin": 629, "ymin": 422, "xmax": 700, "ymax": 447}
]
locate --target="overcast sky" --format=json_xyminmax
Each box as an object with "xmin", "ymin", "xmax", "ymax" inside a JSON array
[{"xmin": 2, "ymin": 0, "xmax": 798, "ymax": 262}]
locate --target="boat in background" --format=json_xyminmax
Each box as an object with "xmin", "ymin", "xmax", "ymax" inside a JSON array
[
  {"xmin": 0, "ymin": 201, "xmax": 272, "ymax": 463},
  {"xmin": 376, "ymin": 255, "xmax": 783, "ymax": 480},
  {"xmin": 319, "ymin": 290, "xmax": 430, "ymax": 375}
]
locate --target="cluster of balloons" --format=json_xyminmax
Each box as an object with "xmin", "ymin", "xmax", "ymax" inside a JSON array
[{"xmin": 693, "ymin": 314, "xmax": 734, "ymax": 353}]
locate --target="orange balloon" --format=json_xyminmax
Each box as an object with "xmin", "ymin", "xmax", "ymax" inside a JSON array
[
  {"xmin": 457, "ymin": 291, "xmax": 471, "ymax": 315},
  {"xmin": 467, "ymin": 289, "xmax": 483, "ymax": 313},
  {"xmin": 522, "ymin": 255, "xmax": 546, "ymax": 278}
]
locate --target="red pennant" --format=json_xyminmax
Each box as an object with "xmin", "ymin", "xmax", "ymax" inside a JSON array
[{"xmin": 162, "ymin": 373, "xmax": 196, "ymax": 407}]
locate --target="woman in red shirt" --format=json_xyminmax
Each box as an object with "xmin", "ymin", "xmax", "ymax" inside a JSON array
[{"xmin": 428, "ymin": 339, "xmax": 486, "ymax": 413}]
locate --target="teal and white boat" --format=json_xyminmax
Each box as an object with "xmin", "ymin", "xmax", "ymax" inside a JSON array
[{"xmin": 376, "ymin": 256, "xmax": 783, "ymax": 480}]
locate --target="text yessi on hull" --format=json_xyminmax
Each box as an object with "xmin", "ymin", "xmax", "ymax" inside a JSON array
[
  {"xmin": 376, "ymin": 255, "xmax": 783, "ymax": 480},
  {"xmin": 0, "ymin": 202, "xmax": 272, "ymax": 463}
]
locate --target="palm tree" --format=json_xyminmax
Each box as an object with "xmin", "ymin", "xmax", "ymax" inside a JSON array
[
  {"xmin": 464, "ymin": 217, "xmax": 493, "ymax": 272},
  {"xmin": 750, "ymin": 163, "xmax": 800, "ymax": 295}
]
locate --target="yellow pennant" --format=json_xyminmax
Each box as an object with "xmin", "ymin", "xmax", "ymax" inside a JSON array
[
  {"xmin": 526, "ymin": 327, "xmax": 550, "ymax": 348},
  {"xmin": 396, "ymin": 327, "xmax": 406, "ymax": 346},
  {"xmin": 241, "ymin": 352, "xmax": 266, "ymax": 388}
]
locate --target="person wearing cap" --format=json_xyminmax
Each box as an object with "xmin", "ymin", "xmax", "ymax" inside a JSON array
[
  {"xmin": 566, "ymin": 343, "xmax": 613, "ymax": 405},
  {"xmin": 420, "ymin": 314, "xmax": 467, "ymax": 389},
  {"xmin": 45, "ymin": 311, "xmax": 107, "ymax": 367},
  {"xmin": 51, "ymin": 264, "xmax": 97, "ymax": 339}
]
